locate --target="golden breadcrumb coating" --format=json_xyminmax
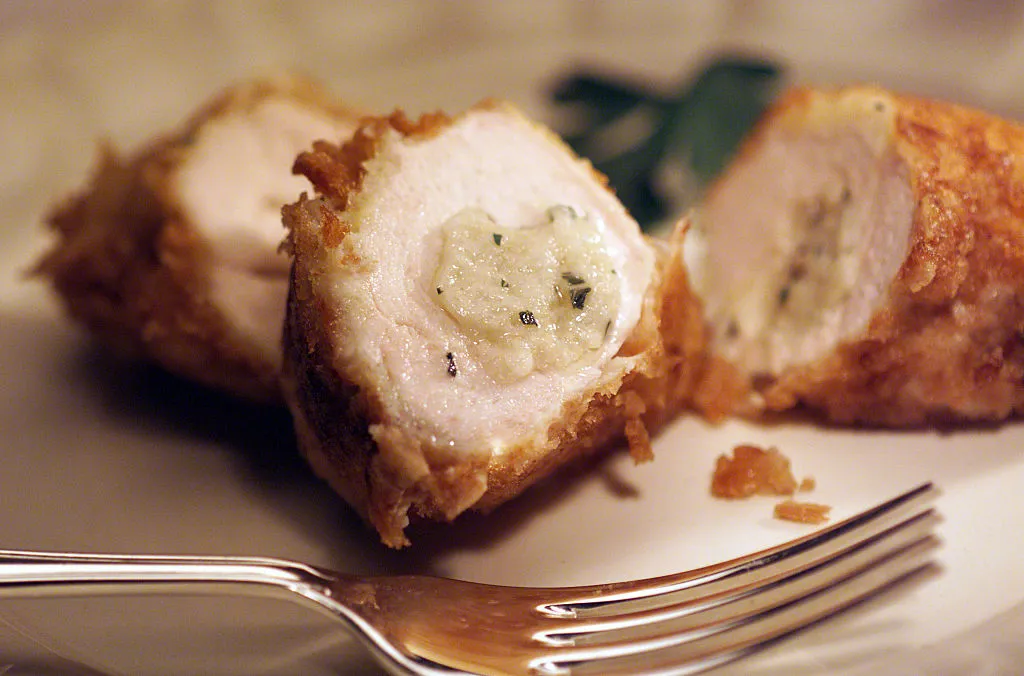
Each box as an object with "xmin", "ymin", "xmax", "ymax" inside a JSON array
[
  {"xmin": 35, "ymin": 76, "xmax": 363, "ymax": 402},
  {"xmin": 704, "ymin": 86, "xmax": 1024, "ymax": 425}
]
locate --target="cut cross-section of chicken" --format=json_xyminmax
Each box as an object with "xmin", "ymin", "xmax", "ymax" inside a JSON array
[
  {"xmin": 35, "ymin": 76, "xmax": 362, "ymax": 402},
  {"xmin": 283, "ymin": 102, "xmax": 702, "ymax": 547},
  {"xmin": 693, "ymin": 85, "xmax": 1024, "ymax": 425}
]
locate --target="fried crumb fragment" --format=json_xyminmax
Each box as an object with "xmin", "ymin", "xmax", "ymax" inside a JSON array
[
  {"xmin": 711, "ymin": 444, "xmax": 798, "ymax": 498},
  {"xmin": 711, "ymin": 443, "xmax": 831, "ymax": 524},
  {"xmin": 774, "ymin": 499, "xmax": 831, "ymax": 524}
]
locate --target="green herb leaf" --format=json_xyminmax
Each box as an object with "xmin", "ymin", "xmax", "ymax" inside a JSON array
[
  {"xmin": 493, "ymin": 233, "xmax": 503, "ymax": 246},
  {"xmin": 552, "ymin": 74, "xmax": 650, "ymax": 128},
  {"xmin": 551, "ymin": 56, "xmax": 782, "ymax": 230},
  {"xmin": 674, "ymin": 59, "xmax": 782, "ymax": 185}
]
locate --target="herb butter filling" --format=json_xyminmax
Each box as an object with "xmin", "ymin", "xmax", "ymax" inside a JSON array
[
  {"xmin": 709, "ymin": 179, "xmax": 857, "ymax": 355},
  {"xmin": 433, "ymin": 205, "xmax": 621, "ymax": 382},
  {"xmin": 772, "ymin": 185, "xmax": 857, "ymax": 328}
]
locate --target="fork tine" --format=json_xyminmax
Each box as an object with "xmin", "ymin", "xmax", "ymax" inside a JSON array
[
  {"xmin": 534, "ymin": 509, "xmax": 939, "ymax": 649},
  {"xmin": 532, "ymin": 536, "xmax": 937, "ymax": 675},
  {"xmin": 537, "ymin": 482, "xmax": 938, "ymax": 620}
]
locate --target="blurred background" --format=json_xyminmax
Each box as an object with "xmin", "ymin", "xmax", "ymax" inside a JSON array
[
  {"xmin": 5, "ymin": 0, "xmax": 1024, "ymax": 284},
  {"xmin": 5, "ymin": 0, "xmax": 1024, "ymax": 244}
]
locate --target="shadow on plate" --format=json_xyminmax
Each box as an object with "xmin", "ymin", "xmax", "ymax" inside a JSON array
[
  {"xmin": 388, "ymin": 449, "xmax": 643, "ymax": 576},
  {"xmin": 7, "ymin": 310, "xmax": 643, "ymax": 575},
  {"xmin": 58, "ymin": 339, "xmax": 390, "ymax": 566},
  {"xmin": 70, "ymin": 346, "xmax": 305, "ymax": 482},
  {"xmin": 747, "ymin": 404, "xmax": 1023, "ymax": 435}
]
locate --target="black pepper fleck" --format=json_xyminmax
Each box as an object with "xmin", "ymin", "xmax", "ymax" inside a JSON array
[
  {"xmin": 436, "ymin": 286, "xmax": 443, "ymax": 295},
  {"xmin": 445, "ymin": 352, "xmax": 457, "ymax": 377},
  {"xmin": 570, "ymin": 287, "xmax": 592, "ymax": 309},
  {"xmin": 501, "ymin": 279, "xmax": 509, "ymax": 288},
  {"xmin": 519, "ymin": 310, "xmax": 538, "ymax": 326},
  {"xmin": 561, "ymin": 272, "xmax": 585, "ymax": 285}
]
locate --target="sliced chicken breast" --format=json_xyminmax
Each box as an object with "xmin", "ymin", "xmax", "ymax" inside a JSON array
[
  {"xmin": 36, "ymin": 76, "xmax": 361, "ymax": 402},
  {"xmin": 283, "ymin": 102, "xmax": 702, "ymax": 547},
  {"xmin": 694, "ymin": 85, "xmax": 1024, "ymax": 425}
]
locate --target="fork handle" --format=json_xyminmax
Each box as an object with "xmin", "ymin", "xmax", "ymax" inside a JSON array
[
  {"xmin": 0, "ymin": 549, "xmax": 335, "ymax": 601},
  {"xmin": 0, "ymin": 550, "xmax": 425, "ymax": 676}
]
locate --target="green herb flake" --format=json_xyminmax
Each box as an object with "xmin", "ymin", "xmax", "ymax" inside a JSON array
[
  {"xmin": 500, "ymin": 279, "xmax": 510, "ymax": 288},
  {"xmin": 445, "ymin": 352, "xmax": 458, "ymax": 377},
  {"xmin": 561, "ymin": 272, "xmax": 586, "ymax": 285},
  {"xmin": 570, "ymin": 287, "xmax": 592, "ymax": 309},
  {"xmin": 492, "ymin": 233, "xmax": 503, "ymax": 246},
  {"xmin": 778, "ymin": 287, "xmax": 790, "ymax": 306},
  {"xmin": 519, "ymin": 310, "xmax": 538, "ymax": 326}
]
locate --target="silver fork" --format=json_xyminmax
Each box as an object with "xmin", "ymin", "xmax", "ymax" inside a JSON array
[{"xmin": 0, "ymin": 483, "xmax": 938, "ymax": 675}]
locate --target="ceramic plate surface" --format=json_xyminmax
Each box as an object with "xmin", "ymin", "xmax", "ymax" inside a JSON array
[{"xmin": 2, "ymin": 3, "xmax": 1024, "ymax": 674}]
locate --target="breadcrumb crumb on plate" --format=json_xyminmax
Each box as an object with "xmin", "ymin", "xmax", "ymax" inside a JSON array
[
  {"xmin": 711, "ymin": 443, "xmax": 800, "ymax": 498},
  {"xmin": 711, "ymin": 443, "xmax": 829, "ymax": 524},
  {"xmin": 774, "ymin": 499, "xmax": 832, "ymax": 525}
]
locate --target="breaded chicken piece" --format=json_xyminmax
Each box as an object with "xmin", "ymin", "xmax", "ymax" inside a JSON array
[
  {"xmin": 35, "ymin": 76, "xmax": 362, "ymax": 402},
  {"xmin": 693, "ymin": 85, "xmax": 1024, "ymax": 425},
  {"xmin": 282, "ymin": 102, "xmax": 703, "ymax": 547}
]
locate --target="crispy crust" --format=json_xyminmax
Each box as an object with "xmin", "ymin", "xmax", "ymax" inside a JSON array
[
  {"xmin": 661, "ymin": 222, "xmax": 748, "ymax": 422},
  {"xmin": 34, "ymin": 76, "xmax": 362, "ymax": 403},
  {"xmin": 282, "ymin": 104, "xmax": 703, "ymax": 547},
  {"xmin": 727, "ymin": 86, "xmax": 1024, "ymax": 425}
]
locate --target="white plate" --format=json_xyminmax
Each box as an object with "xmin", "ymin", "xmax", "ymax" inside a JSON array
[{"xmin": 2, "ymin": 2, "xmax": 1024, "ymax": 674}]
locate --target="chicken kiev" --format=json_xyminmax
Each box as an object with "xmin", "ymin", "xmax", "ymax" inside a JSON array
[
  {"xmin": 282, "ymin": 101, "xmax": 703, "ymax": 546},
  {"xmin": 36, "ymin": 76, "xmax": 361, "ymax": 402},
  {"xmin": 693, "ymin": 85, "xmax": 1024, "ymax": 425}
]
